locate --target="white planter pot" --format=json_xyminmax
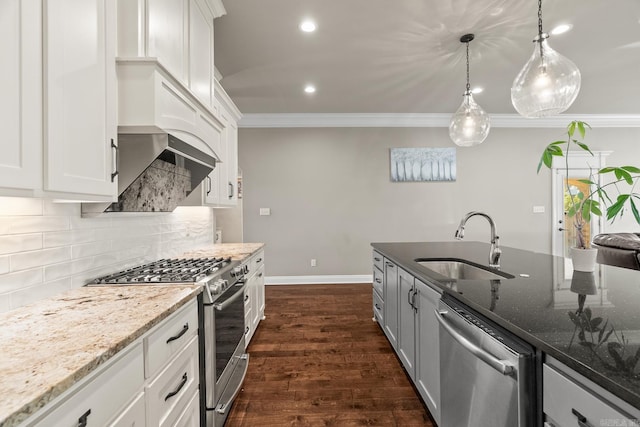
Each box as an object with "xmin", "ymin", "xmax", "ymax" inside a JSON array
[{"xmin": 570, "ymin": 247, "xmax": 598, "ymax": 272}]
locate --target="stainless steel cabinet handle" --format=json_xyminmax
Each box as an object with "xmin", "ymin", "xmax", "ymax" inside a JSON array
[
  {"xmin": 228, "ymin": 182, "xmax": 234, "ymax": 199},
  {"xmin": 214, "ymin": 284, "xmax": 248, "ymax": 311},
  {"xmin": 411, "ymin": 290, "xmax": 418, "ymax": 312},
  {"xmin": 408, "ymin": 288, "xmax": 414, "ymax": 306},
  {"xmin": 571, "ymin": 408, "xmax": 593, "ymax": 427},
  {"xmin": 77, "ymin": 409, "xmax": 91, "ymax": 427},
  {"xmin": 434, "ymin": 309, "xmax": 514, "ymax": 375},
  {"xmin": 164, "ymin": 373, "xmax": 187, "ymax": 401},
  {"xmin": 206, "ymin": 176, "xmax": 212, "ymax": 195},
  {"xmin": 166, "ymin": 323, "xmax": 189, "ymax": 344},
  {"xmin": 110, "ymin": 139, "xmax": 119, "ymax": 182}
]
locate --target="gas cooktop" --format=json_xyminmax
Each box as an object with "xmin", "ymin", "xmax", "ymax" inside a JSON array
[{"xmin": 91, "ymin": 257, "xmax": 233, "ymax": 284}]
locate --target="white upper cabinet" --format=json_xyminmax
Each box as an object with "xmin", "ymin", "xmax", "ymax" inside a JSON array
[
  {"xmin": 44, "ymin": 0, "xmax": 117, "ymax": 198},
  {"xmin": 189, "ymin": 0, "xmax": 214, "ymax": 107},
  {"xmin": 0, "ymin": 0, "xmax": 41, "ymax": 195},
  {"xmin": 0, "ymin": 0, "xmax": 117, "ymax": 200},
  {"xmin": 213, "ymin": 80, "xmax": 240, "ymax": 207},
  {"xmin": 118, "ymin": 0, "xmax": 223, "ymax": 110}
]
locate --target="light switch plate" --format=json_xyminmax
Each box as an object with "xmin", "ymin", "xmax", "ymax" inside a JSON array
[
  {"xmin": 259, "ymin": 208, "xmax": 271, "ymax": 216},
  {"xmin": 533, "ymin": 206, "xmax": 545, "ymax": 213}
]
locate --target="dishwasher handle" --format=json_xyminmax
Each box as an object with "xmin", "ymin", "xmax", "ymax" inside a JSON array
[{"xmin": 435, "ymin": 309, "xmax": 514, "ymax": 376}]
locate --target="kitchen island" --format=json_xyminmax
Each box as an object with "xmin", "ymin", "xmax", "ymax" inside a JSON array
[{"xmin": 373, "ymin": 241, "xmax": 640, "ymax": 422}]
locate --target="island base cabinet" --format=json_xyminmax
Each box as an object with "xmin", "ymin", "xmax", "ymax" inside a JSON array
[
  {"xmin": 383, "ymin": 260, "xmax": 399, "ymax": 350},
  {"xmin": 543, "ymin": 362, "xmax": 638, "ymax": 427},
  {"xmin": 398, "ymin": 268, "xmax": 416, "ymax": 380},
  {"xmin": 373, "ymin": 289, "xmax": 383, "ymax": 325},
  {"xmin": 107, "ymin": 392, "xmax": 145, "ymax": 426},
  {"xmin": 415, "ymin": 279, "xmax": 441, "ymax": 426}
]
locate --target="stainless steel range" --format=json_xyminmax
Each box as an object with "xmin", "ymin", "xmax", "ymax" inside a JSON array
[{"xmin": 90, "ymin": 256, "xmax": 249, "ymax": 427}]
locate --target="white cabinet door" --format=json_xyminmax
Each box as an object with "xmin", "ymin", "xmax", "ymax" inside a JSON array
[
  {"xmin": 383, "ymin": 259, "xmax": 398, "ymax": 349},
  {"xmin": 415, "ymin": 279, "xmax": 441, "ymax": 426},
  {"xmin": 0, "ymin": 0, "xmax": 41, "ymax": 193},
  {"xmin": 189, "ymin": 0, "xmax": 213, "ymax": 107},
  {"xmin": 44, "ymin": 0, "xmax": 117, "ymax": 198},
  {"xmin": 397, "ymin": 268, "xmax": 415, "ymax": 379},
  {"xmin": 147, "ymin": 0, "xmax": 187, "ymax": 81},
  {"xmin": 107, "ymin": 392, "xmax": 145, "ymax": 427}
]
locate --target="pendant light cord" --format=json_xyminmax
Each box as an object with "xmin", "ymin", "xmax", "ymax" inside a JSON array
[
  {"xmin": 465, "ymin": 40, "xmax": 471, "ymax": 95},
  {"xmin": 537, "ymin": 0, "xmax": 545, "ymax": 60}
]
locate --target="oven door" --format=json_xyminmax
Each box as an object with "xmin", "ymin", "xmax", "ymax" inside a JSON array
[{"xmin": 203, "ymin": 280, "xmax": 249, "ymax": 426}]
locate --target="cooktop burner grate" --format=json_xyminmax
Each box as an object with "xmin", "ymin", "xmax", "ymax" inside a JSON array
[{"xmin": 92, "ymin": 257, "xmax": 231, "ymax": 284}]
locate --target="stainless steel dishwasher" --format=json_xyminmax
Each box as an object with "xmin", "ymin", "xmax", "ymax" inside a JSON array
[{"xmin": 436, "ymin": 294, "xmax": 535, "ymax": 427}]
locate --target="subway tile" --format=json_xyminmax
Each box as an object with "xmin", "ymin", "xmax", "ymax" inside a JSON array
[
  {"xmin": 43, "ymin": 201, "xmax": 80, "ymax": 216},
  {"xmin": 71, "ymin": 241, "xmax": 113, "ymax": 259},
  {"xmin": 0, "ymin": 269, "xmax": 43, "ymax": 293},
  {"xmin": 0, "ymin": 295, "xmax": 10, "ymax": 313},
  {"xmin": 11, "ymin": 247, "xmax": 72, "ymax": 272},
  {"xmin": 44, "ymin": 257, "xmax": 98, "ymax": 282},
  {"xmin": 43, "ymin": 229, "xmax": 96, "ymax": 248},
  {"xmin": 69, "ymin": 215, "xmax": 112, "ymax": 230},
  {"xmin": 0, "ymin": 216, "xmax": 69, "ymax": 235},
  {"xmin": 0, "ymin": 198, "xmax": 43, "ymax": 216},
  {"xmin": 0, "ymin": 233, "xmax": 43, "ymax": 255},
  {"xmin": 0, "ymin": 256, "xmax": 9, "ymax": 274}
]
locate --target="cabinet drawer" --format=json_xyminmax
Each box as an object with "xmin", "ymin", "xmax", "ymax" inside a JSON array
[
  {"xmin": 146, "ymin": 336, "xmax": 199, "ymax": 427},
  {"xmin": 373, "ymin": 267, "xmax": 384, "ymax": 297},
  {"xmin": 33, "ymin": 342, "xmax": 144, "ymax": 427},
  {"xmin": 173, "ymin": 390, "xmax": 200, "ymax": 427},
  {"xmin": 373, "ymin": 290, "xmax": 384, "ymax": 325},
  {"xmin": 373, "ymin": 251, "xmax": 384, "ymax": 272},
  {"xmin": 543, "ymin": 364, "xmax": 633, "ymax": 426},
  {"xmin": 145, "ymin": 301, "xmax": 198, "ymax": 379},
  {"xmin": 107, "ymin": 392, "xmax": 145, "ymax": 427},
  {"xmin": 251, "ymin": 250, "xmax": 265, "ymax": 274}
]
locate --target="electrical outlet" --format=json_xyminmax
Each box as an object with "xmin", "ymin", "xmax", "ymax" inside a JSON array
[{"xmin": 311, "ymin": 259, "xmax": 317, "ymax": 267}]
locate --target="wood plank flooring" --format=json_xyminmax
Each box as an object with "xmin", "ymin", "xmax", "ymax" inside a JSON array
[{"xmin": 226, "ymin": 284, "xmax": 436, "ymax": 427}]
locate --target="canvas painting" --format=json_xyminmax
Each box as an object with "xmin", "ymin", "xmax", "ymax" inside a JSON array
[{"xmin": 390, "ymin": 148, "xmax": 456, "ymax": 182}]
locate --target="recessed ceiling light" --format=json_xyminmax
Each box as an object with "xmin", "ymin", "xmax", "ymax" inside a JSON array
[
  {"xmin": 550, "ymin": 24, "xmax": 573, "ymax": 35},
  {"xmin": 300, "ymin": 20, "xmax": 316, "ymax": 33},
  {"xmin": 304, "ymin": 85, "xmax": 316, "ymax": 94},
  {"xmin": 471, "ymin": 87, "xmax": 484, "ymax": 94}
]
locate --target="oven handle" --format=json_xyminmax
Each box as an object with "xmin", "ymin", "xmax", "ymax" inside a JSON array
[
  {"xmin": 213, "ymin": 283, "xmax": 248, "ymax": 311},
  {"xmin": 215, "ymin": 354, "xmax": 249, "ymax": 415},
  {"xmin": 434, "ymin": 309, "xmax": 514, "ymax": 376}
]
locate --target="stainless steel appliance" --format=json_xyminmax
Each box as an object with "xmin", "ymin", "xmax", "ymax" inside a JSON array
[
  {"xmin": 436, "ymin": 294, "xmax": 535, "ymax": 427},
  {"xmin": 90, "ymin": 256, "xmax": 249, "ymax": 427}
]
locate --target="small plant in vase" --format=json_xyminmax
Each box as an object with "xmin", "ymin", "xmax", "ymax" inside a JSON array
[{"xmin": 538, "ymin": 120, "xmax": 640, "ymax": 270}]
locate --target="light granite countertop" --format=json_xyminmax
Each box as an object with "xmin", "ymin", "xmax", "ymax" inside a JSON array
[
  {"xmin": 0, "ymin": 285, "xmax": 201, "ymax": 427},
  {"xmin": 181, "ymin": 242, "xmax": 265, "ymax": 261}
]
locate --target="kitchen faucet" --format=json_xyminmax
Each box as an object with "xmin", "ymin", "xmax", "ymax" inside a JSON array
[{"xmin": 454, "ymin": 211, "xmax": 502, "ymax": 268}]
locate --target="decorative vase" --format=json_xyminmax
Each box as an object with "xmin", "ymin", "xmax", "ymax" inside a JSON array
[{"xmin": 570, "ymin": 247, "xmax": 598, "ymax": 272}]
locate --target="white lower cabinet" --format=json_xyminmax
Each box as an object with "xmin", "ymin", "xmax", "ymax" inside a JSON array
[
  {"xmin": 543, "ymin": 359, "xmax": 640, "ymax": 427},
  {"xmin": 20, "ymin": 299, "xmax": 200, "ymax": 427},
  {"xmin": 145, "ymin": 336, "xmax": 199, "ymax": 427},
  {"xmin": 243, "ymin": 250, "xmax": 266, "ymax": 346},
  {"xmin": 32, "ymin": 342, "xmax": 144, "ymax": 427},
  {"xmin": 107, "ymin": 392, "xmax": 146, "ymax": 427}
]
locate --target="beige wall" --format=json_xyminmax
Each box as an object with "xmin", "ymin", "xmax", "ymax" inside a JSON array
[{"xmin": 238, "ymin": 126, "xmax": 640, "ymax": 277}]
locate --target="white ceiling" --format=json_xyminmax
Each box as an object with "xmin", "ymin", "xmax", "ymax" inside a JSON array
[{"xmin": 214, "ymin": 0, "xmax": 640, "ymax": 116}]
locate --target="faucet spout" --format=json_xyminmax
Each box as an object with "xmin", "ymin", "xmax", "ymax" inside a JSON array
[{"xmin": 454, "ymin": 211, "xmax": 501, "ymax": 268}]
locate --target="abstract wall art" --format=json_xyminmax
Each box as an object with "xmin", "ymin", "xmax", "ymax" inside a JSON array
[{"xmin": 390, "ymin": 147, "xmax": 456, "ymax": 182}]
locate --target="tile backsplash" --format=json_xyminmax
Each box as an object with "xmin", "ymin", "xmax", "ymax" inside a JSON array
[{"xmin": 0, "ymin": 198, "xmax": 215, "ymax": 312}]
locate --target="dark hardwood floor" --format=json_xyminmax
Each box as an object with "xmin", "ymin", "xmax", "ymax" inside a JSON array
[{"xmin": 226, "ymin": 284, "xmax": 436, "ymax": 427}]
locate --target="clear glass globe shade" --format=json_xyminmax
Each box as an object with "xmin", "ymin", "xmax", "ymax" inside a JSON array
[
  {"xmin": 511, "ymin": 38, "xmax": 581, "ymax": 118},
  {"xmin": 449, "ymin": 93, "xmax": 491, "ymax": 147}
]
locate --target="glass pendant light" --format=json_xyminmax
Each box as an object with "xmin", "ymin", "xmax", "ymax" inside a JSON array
[
  {"xmin": 449, "ymin": 34, "xmax": 490, "ymax": 147},
  {"xmin": 511, "ymin": 0, "xmax": 581, "ymax": 118}
]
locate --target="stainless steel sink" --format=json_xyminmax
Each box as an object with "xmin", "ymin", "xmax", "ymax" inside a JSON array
[{"xmin": 415, "ymin": 259, "xmax": 514, "ymax": 280}]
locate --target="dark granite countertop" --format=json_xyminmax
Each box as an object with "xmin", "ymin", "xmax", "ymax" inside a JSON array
[{"xmin": 371, "ymin": 241, "xmax": 640, "ymax": 409}]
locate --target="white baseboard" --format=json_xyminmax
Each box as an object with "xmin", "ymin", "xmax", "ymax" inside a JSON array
[{"xmin": 265, "ymin": 275, "xmax": 373, "ymax": 285}]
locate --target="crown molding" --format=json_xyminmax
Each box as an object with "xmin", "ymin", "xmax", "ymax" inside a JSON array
[
  {"xmin": 238, "ymin": 113, "xmax": 640, "ymax": 129},
  {"xmin": 209, "ymin": 0, "xmax": 227, "ymax": 18}
]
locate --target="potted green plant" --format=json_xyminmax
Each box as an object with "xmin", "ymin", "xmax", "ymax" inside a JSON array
[{"xmin": 538, "ymin": 120, "xmax": 640, "ymax": 270}]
